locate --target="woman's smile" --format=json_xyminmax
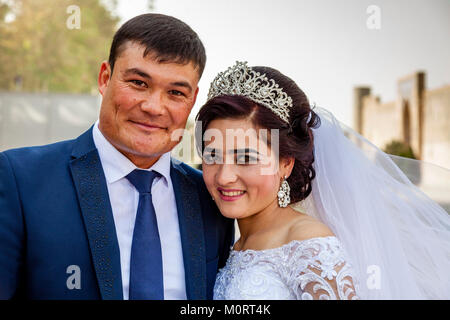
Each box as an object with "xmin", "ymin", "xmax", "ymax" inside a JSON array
[{"xmin": 217, "ymin": 187, "xmax": 246, "ymax": 201}]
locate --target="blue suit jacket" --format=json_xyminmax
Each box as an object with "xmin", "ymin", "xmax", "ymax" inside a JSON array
[{"xmin": 0, "ymin": 127, "xmax": 234, "ymax": 299}]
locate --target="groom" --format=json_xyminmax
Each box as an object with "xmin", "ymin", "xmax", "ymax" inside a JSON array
[{"xmin": 0, "ymin": 14, "xmax": 234, "ymax": 300}]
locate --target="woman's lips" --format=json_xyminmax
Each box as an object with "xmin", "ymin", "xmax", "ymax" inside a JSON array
[{"xmin": 217, "ymin": 188, "xmax": 246, "ymax": 202}]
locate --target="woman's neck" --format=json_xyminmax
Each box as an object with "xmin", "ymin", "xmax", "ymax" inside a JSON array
[{"xmin": 236, "ymin": 199, "xmax": 286, "ymax": 243}]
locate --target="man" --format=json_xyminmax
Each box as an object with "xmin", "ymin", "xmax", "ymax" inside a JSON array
[{"xmin": 0, "ymin": 13, "xmax": 234, "ymax": 300}]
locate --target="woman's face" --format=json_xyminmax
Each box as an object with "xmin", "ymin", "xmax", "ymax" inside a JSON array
[{"xmin": 202, "ymin": 117, "xmax": 288, "ymax": 219}]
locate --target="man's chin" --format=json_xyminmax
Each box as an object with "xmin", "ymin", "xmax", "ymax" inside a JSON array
[
  {"xmin": 114, "ymin": 137, "xmax": 169, "ymax": 160},
  {"xmin": 126, "ymin": 145, "xmax": 169, "ymax": 159},
  {"xmin": 118, "ymin": 146, "xmax": 169, "ymax": 168},
  {"xmin": 126, "ymin": 129, "xmax": 167, "ymax": 147}
]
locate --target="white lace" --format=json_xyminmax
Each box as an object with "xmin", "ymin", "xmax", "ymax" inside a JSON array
[{"xmin": 213, "ymin": 236, "xmax": 359, "ymax": 300}]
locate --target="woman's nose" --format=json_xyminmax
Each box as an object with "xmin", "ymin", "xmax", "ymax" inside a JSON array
[{"xmin": 215, "ymin": 163, "xmax": 238, "ymax": 186}]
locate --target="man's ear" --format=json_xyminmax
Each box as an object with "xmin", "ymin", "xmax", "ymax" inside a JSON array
[
  {"xmin": 98, "ymin": 61, "xmax": 111, "ymax": 96},
  {"xmin": 191, "ymin": 86, "xmax": 200, "ymax": 109}
]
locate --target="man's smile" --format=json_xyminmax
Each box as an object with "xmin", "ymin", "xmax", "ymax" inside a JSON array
[{"xmin": 129, "ymin": 120, "xmax": 166, "ymax": 132}]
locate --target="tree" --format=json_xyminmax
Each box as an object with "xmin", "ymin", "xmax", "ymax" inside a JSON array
[
  {"xmin": 0, "ymin": 0, "xmax": 119, "ymax": 93},
  {"xmin": 0, "ymin": 1, "xmax": 10, "ymax": 22},
  {"xmin": 383, "ymin": 140, "xmax": 416, "ymax": 159},
  {"xmin": 147, "ymin": 0, "xmax": 155, "ymax": 11},
  {"xmin": 383, "ymin": 139, "xmax": 421, "ymax": 184}
]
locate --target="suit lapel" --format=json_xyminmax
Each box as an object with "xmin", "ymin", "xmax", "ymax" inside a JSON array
[
  {"xmin": 171, "ymin": 161, "xmax": 206, "ymax": 300},
  {"xmin": 69, "ymin": 128, "xmax": 123, "ymax": 300}
]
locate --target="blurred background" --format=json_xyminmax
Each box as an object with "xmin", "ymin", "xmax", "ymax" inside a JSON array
[{"xmin": 0, "ymin": 0, "xmax": 448, "ymax": 208}]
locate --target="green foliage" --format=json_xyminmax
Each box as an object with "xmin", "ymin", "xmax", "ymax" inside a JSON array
[
  {"xmin": 0, "ymin": 0, "xmax": 119, "ymax": 93},
  {"xmin": 384, "ymin": 140, "xmax": 416, "ymax": 159},
  {"xmin": 0, "ymin": 2, "xmax": 10, "ymax": 22}
]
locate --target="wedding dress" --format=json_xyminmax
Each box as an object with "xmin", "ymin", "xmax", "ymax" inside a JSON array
[
  {"xmin": 213, "ymin": 236, "xmax": 359, "ymax": 300},
  {"xmin": 212, "ymin": 107, "xmax": 450, "ymax": 300}
]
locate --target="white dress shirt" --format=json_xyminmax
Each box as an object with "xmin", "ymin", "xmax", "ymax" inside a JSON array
[{"xmin": 92, "ymin": 120, "xmax": 186, "ymax": 300}]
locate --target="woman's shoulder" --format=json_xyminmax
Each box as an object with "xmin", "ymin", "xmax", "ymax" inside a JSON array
[{"xmin": 285, "ymin": 213, "xmax": 335, "ymax": 244}]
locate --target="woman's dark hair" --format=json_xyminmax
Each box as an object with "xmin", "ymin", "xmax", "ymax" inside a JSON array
[
  {"xmin": 108, "ymin": 13, "xmax": 206, "ymax": 78},
  {"xmin": 195, "ymin": 66, "xmax": 321, "ymax": 203}
]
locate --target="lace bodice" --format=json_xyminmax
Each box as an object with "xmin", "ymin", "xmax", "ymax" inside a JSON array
[{"xmin": 213, "ymin": 236, "xmax": 359, "ymax": 300}]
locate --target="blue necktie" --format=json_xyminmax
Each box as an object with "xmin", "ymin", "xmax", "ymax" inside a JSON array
[{"xmin": 126, "ymin": 169, "xmax": 164, "ymax": 300}]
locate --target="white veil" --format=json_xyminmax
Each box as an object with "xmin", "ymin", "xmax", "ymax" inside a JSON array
[{"xmin": 292, "ymin": 107, "xmax": 450, "ymax": 299}]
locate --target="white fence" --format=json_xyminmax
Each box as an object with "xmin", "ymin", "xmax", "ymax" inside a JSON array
[{"xmin": 0, "ymin": 92, "xmax": 101, "ymax": 151}]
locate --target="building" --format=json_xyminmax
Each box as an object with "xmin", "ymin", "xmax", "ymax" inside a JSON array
[
  {"xmin": 354, "ymin": 72, "xmax": 450, "ymax": 209},
  {"xmin": 354, "ymin": 71, "xmax": 450, "ymax": 170}
]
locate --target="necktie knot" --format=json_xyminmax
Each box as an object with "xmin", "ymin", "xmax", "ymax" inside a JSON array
[{"xmin": 126, "ymin": 169, "xmax": 161, "ymax": 194}]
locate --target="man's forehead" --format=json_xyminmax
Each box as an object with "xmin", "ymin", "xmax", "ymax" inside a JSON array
[{"xmin": 115, "ymin": 41, "xmax": 200, "ymax": 78}]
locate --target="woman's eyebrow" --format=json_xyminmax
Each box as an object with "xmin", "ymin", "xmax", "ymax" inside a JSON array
[
  {"xmin": 204, "ymin": 147, "xmax": 260, "ymax": 154},
  {"xmin": 204, "ymin": 147, "xmax": 219, "ymax": 153},
  {"xmin": 230, "ymin": 148, "xmax": 260, "ymax": 155}
]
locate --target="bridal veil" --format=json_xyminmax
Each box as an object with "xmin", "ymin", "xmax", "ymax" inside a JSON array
[{"xmin": 292, "ymin": 107, "xmax": 450, "ymax": 299}]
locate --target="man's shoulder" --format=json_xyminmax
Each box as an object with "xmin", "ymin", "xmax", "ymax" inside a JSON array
[
  {"xmin": 170, "ymin": 159, "xmax": 213, "ymax": 197},
  {"xmin": 171, "ymin": 158, "xmax": 203, "ymax": 183},
  {"xmin": 1, "ymin": 138, "xmax": 77, "ymax": 166},
  {"xmin": 2, "ymin": 138, "xmax": 77, "ymax": 157},
  {"xmin": 1, "ymin": 125, "xmax": 95, "ymax": 163}
]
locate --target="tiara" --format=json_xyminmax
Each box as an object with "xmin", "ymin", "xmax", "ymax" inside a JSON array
[{"xmin": 207, "ymin": 61, "xmax": 293, "ymax": 123}]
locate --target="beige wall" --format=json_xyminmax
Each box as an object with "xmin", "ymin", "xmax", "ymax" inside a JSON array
[
  {"xmin": 361, "ymin": 96, "xmax": 401, "ymax": 150},
  {"xmin": 423, "ymin": 85, "xmax": 450, "ymax": 169},
  {"xmin": 355, "ymin": 72, "xmax": 449, "ymax": 170}
]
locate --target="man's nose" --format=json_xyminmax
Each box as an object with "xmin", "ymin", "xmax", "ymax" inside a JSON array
[
  {"xmin": 141, "ymin": 91, "xmax": 165, "ymax": 115},
  {"xmin": 216, "ymin": 163, "xmax": 238, "ymax": 186}
]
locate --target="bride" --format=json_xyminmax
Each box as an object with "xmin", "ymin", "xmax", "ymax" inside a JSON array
[{"xmin": 195, "ymin": 61, "xmax": 450, "ymax": 300}]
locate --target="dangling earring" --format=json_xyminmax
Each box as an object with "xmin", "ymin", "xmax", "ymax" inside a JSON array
[{"xmin": 278, "ymin": 176, "xmax": 291, "ymax": 208}]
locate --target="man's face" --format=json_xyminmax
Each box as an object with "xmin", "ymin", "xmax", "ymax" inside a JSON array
[{"xmin": 98, "ymin": 42, "xmax": 199, "ymax": 168}]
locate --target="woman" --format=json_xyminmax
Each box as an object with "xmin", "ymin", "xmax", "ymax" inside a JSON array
[{"xmin": 195, "ymin": 61, "xmax": 450, "ymax": 300}]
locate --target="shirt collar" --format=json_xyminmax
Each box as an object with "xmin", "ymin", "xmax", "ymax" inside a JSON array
[{"xmin": 92, "ymin": 120, "xmax": 171, "ymax": 185}]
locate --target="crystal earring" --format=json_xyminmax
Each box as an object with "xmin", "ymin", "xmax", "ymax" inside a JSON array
[{"xmin": 278, "ymin": 176, "xmax": 291, "ymax": 208}]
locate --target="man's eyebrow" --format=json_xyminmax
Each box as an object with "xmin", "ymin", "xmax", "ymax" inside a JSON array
[
  {"xmin": 123, "ymin": 68, "xmax": 151, "ymax": 79},
  {"xmin": 170, "ymin": 81, "xmax": 193, "ymax": 93}
]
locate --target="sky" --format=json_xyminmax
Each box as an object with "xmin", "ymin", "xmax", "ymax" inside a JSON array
[{"xmin": 115, "ymin": 0, "xmax": 450, "ymax": 127}]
